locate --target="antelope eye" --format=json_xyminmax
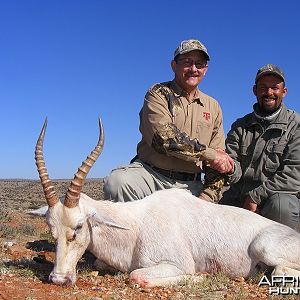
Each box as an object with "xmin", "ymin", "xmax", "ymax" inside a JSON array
[
  {"xmin": 67, "ymin": 224, "xmax": 83, "ymax": 242},
  {"xmin": 76, "ymin": 224, "xmax": 83, "ymax": 231},
  {"xmin": 68, "ymin": 232, "xmax": 76, "ymax": 242}
]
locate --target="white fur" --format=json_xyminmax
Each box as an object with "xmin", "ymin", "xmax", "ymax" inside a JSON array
[{"xmin": 44, "ymin": 188, "xmax": 300, "ymax": 287}]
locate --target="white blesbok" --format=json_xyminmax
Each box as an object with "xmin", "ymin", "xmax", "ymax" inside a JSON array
[{"xmin": 35, "ymin": 118, "xmax": 300, "ymax": 287}]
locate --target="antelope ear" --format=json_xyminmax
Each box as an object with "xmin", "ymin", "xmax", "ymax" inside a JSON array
[
  {"xmin": 88, "ymin": 211, "xmax": 129, "ymax": 230},
  {"xmin": 26, "ymin": 205, "xmax": 48, "ymax": 216},
  {"xmin": 26, "ymin": 196, "xmax": 65, "ymax": 216}
]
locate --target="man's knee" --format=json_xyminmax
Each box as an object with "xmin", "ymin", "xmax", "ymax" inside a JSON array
[
  {"xmin": 261, "ymin": 193, "xmax": 300, "ymax": 231},
  {"xmin": 103, "ymin": 163, "xmax": 155, "ymax": 202},
  {"xmin": 104, "ymin": 169, "xmax": 127, "ymax": 191},
  {"xmin": 103, "ymin": 168, "xmax": 131, "ymax": 201}
]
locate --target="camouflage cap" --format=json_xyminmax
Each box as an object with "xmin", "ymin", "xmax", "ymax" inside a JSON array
[
  {"xmin": 255, "ymin": 64, "xmax": 285, "ymax": 83},
  {"xmin": 174, "ymin": 39, "xmax": 210, "ymax": 61}
]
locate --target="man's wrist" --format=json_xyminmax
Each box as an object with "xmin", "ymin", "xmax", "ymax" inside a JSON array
[{"xmin": 245, "ymin": 194, "xmax": 257, "ymax": 204}]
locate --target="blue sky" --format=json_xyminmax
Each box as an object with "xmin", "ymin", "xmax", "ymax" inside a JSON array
[{"xmin": 1, "ymin": 0, "xmax": 300, "ymax": 179}]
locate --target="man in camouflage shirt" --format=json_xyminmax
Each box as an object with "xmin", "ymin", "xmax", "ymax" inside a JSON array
[
  {"xmin": 220, "ymin": 64, "xmax": 300, "ymax": 232},
  {"xmin": 104, "ymin": 39, "xmax": 233, "ymax": 202}
]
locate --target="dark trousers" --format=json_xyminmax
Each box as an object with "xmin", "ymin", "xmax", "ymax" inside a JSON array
[
  {"xmin": 220, "ymin": 191, "xmax": 300, "ymax": 232},
  {"xmin": 260, "ymin": 193, "xmax": 300, "ymax": 232}
]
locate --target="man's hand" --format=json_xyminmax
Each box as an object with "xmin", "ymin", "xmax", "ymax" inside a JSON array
[
  {"xmin": 243, "ymin": 195, "xmax": 259, "ymax": 213},
  {"xmin": 206, "ymin": 149, "xmax": 235, "ymax": 174}
]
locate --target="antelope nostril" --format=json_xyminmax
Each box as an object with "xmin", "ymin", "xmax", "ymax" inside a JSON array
[
  {"xmin": 49, "ymin": 272, "xmax": 74, "ymax": 285},
  {"xmin": 64, "ymin": 276, "xmax": 73, "ymax": 286}
]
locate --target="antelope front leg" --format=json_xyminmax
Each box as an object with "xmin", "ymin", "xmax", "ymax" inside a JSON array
[
  {"xmin": 272, "ymin": 265, "xmax": 300, "ymax": 278},
  {"xmin": 129, "ymin": 262, "xmax": 205, "ymax": 288}
]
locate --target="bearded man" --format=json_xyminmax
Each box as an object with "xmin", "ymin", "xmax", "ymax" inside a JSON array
[{"xmin": 220, "ymin": 64, "xmax": 300, "ymax": 232}]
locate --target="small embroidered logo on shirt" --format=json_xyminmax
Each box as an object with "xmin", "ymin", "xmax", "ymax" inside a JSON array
[{"xmin": 203, "ymin": 112, "xmax": 210, "ymax": 121}]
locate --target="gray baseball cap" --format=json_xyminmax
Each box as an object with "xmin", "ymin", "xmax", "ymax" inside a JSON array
[
  {"xmin": 255, "ymin": 64, "xmax": 285, "ymax": 83},
  {"xmin": 174, "ymin": 39, "xmax": 210, "ymax": 61}
]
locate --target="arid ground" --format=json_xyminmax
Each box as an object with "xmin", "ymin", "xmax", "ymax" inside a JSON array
[{"xmin": 0, "ymin": 179, "xmax": 296, "ymax": 299}]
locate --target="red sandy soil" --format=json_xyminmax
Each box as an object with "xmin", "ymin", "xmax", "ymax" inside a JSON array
[{"xmin": 0, "ymin": 180, "xmax": 288, "ymax": 299}]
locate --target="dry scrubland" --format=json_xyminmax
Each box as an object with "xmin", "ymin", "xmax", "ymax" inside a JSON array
[{"xmin": 0, "ymin": 179, "xmax": 297, "ymax": 299}]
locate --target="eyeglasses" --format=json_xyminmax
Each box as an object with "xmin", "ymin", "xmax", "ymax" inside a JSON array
[{"xmin": 176, "ymin": 58, "xmax": 208, "ymax": 69}]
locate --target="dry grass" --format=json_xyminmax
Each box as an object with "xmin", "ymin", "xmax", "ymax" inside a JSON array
[{"xmin": 0, "ymin": 179, "xmax": 297, "ymax": 299}]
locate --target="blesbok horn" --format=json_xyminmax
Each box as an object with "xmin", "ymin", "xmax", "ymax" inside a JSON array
[
  {"xmin": 64, "ymin": 118, "xmax": 104, "ymax": 208},
  {"xmin": 35, "ymin": 118, "xmax": 59, "ymax": 207}
]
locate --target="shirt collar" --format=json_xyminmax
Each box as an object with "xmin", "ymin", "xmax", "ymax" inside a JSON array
[
  {"xmin": 170, "ymin": 80, "xmax": 203, "ymax": 103},
  {"xmin": 246, "ymin": 103, "xmax": 289, "ymax": 128},
  {"xmin": 253, "ymin": 103, "xmax": 282, "ymax": 121}
]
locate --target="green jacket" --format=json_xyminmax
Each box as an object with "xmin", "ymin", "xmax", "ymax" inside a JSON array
[{"xmin": 224, "ymin": 103, "xmax": 300, "ymax": 206}]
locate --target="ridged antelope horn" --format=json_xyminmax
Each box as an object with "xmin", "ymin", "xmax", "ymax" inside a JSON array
[
  {"xmin": 64, "ymin": 118, "xmax": 104, "ymax": 208},
  {"xmin": 35, "ymin": 118, "xmax": 59, "ymax": 207}
]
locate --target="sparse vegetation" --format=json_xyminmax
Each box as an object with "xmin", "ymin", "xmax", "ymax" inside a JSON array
[
  {"xmin": 39, "ymin": 230, "xmax": 53, "ymax": 241},
  {"xmin": 0, "ymin": 179, "xmax": 291, "ymax": 299},
  {"xmin": 0, "ymin": 259, "xmax": 38, "ymax": 278},
  {"xmin": 0, "ymin": 223, "xmax": 18, "ymax": 238}
]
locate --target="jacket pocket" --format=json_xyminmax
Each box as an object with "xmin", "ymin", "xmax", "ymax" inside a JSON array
[
  {"xmin": 264, "ymin": 141, "xmax": 285, "ymax": 172},
  {"xmin": 240, "ymin": 145, "xmax": 248, "ymax": 155}
]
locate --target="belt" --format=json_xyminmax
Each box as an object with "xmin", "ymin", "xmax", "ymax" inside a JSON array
[{"xmin": 152, "ymin": 166, "xmax": 202, "ymax": 181}]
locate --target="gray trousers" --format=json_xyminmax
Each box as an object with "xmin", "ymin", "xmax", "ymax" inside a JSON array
[
  {"xmin": 103, "ymin": 159, "xmax": 203, "ymax": 202},
  {"xmin": 260, "ymin": 193, "xmax": 300, "ymax": 232}
]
